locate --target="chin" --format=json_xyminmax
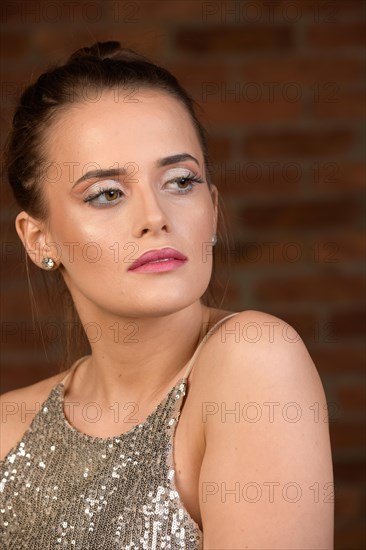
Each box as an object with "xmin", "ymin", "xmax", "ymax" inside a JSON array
[
  {"xmin": 112, "ymin": 284, "xmax": 208, "ymax": 319},
  {"xmin": 69, "ymin": 274, "xmax": 210, "ymax": 320}
]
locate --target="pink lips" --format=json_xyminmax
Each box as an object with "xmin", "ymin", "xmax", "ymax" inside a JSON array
[{"xmin": 127, "ymin": 247, "xmax": 188, "ymax": 273}]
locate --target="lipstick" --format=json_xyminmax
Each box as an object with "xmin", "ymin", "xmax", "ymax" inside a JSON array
[{"xmin": 127, "ymin": 247, "xmax": 188, "ymax": 273}]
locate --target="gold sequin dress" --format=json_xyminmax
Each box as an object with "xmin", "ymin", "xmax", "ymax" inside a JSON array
[{"xmin": 0, "ymin": 313, "xmax": 238, "ymax": 549}]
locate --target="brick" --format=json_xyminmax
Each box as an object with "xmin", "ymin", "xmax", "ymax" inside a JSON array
[
  {"xmin": 241, "ymin": 58, "xmax": 365, "ymax": 86},
  {"xmin": 307, "ymin": 22, "xmax": 366, "ymax": 48},
  {"xmin": 0, "ymin": 70, "xmax": 30, "ymax": 107},
  {"xmin": 207, "ymin": 136, "xmax": 232, "ymax": 162},
  {"xmin": 0, "ymin": 254, "xmax": 25, "ymax": 281},
  {"xmin": 310, "ymin": 163, "xmax": 366, "ymax": 190},
  {"xmin": 200, "ymin": 97, "xmax": 301, "ymax": 125},
  {"xmin": 0, "ymin": 1, "xmax": 33, "ymax": 24},
  {"xmin": 0, "ymin": 272, "xmax": 60, "ymax": 320},
  {"xmin": 329, "ymin": 422, "xmax": 365, "ymax": 451},
  {"xmin": 309, "ymin": 346, "xmax": 365, "ymax": 373},
  {"xmin": 1, "ymin": 198, "xmax": 19, "ymax": 227},
  {"xmin": 335, "ymin": 522, "xmax": 366, "ymax": 550},
  {"xmin": 215, "ymin": 163, "xmax": 296, "ymax": 196},
  {"xmin": 0, "ymin": 315, "xmax": 64, "ymax": 351},
  {"xmin": 0, "ymin": 236, "xmax": 25, "ymax": 276},
  {"xmin": 263, "ymin": 0, "xmax": 365, "ymax": 16},
  {"xmin": 1, "ymin": 282, "xmax": 31, "ymax": 325},
  {"xmin": 255, "ymin": 274, "xmax": 364, "ymax": 303},
  {"xmin": 243, "ymin": 129, "xmax": 355, "ymax": 158},
  {"xmin": 125, "ymin": 0, "xmax": 204, "ymax": 22},
  {"xmin": 0, "ymin": 32, "xmax": 29, "ymax": 60},
  {"xmin": 335, "ymin": 484, "xmax": 365, "ymax": 521},
  {"xmin": 1, "ymin": 197, "xmax": 18, "ymax": 224},
  {"xmin": 175, "ymin": 25, "xmax": 294, "ymax": 53},
  {"xmin": 329, "ymin": 310, "xmax": 366, "ymax": 340},
  {"xmin": 319, "ymin": 0, "xmax": 366, "ymax": 14},
  {"xmin": 119, "ymin": 26, "xmax": 171, "ymax": 60},
  {"xmin": 0, "ymin": 0, "xmax": 201, "ymax": 27},
  {"xmin": 240, "ymin": 196, "xmax": 360, "ymax": 229},
  {"xmin": 312, "ymin": 91, "xmax": 366, "ymax": 119},
  {"xmin": 0, "ymin": 1, "xmax": 111, "ymax": 26},
  {"xmin": 0, "ymin": 360, "xmax": 60, "ymax": 394},
  {"xmin": 310, "ymin": 234, "xmax": 365, "ymax": 263},
  {"xmin": 276, "ymin": 311, "xmax": 318, "ymax": 340},
  {"xmin": 336, "ymin": 384, "xmax": 366, "ymax": 414},
  {"xmin": 33, "ymin": 27, "xmax": 169, "ymax": 64},
  {"xmin": 214, "ymin": 238, "xmax": 310, "ymax": 268},
  {"xmin": 197, "ymin": 0, "xmax": 364, "ymax": 24},
  {"xmin": 164, "ymin": 62, "xmax": 228, "ymax": 93},
  {"xmin": 333, "ymin": 460, "xmax": 365, "ymax": 483}
]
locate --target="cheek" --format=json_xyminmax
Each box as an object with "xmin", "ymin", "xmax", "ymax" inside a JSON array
[
  {"xmin": 46, "ymin": 194, "xmax": 125, "ymax": 265},
  {"xmin": 183, "ymin": 207, "xmax": 215, "ymax": 277},
  {"xmin": 46, "ymin": 214, "xmax": 98, "ymax": 269},
  {"xmin": 186, "ymin": 203, "xmax": 215, "ymax": 243}
]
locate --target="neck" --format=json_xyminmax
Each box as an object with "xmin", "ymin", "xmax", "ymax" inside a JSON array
[{"xmin": 67, "ymin": 301, "xmax": 211, "ymax": 408}]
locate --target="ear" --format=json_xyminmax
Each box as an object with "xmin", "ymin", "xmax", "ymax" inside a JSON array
[
  {"xmin": 210, "ymin": 184, "xmax": 219, "ymax": 233},
  {"xmin": 15, "ymin": 211, "xmax": 55, "ymax": 269}
]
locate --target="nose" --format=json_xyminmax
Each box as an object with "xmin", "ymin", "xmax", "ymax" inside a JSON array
[{"xmin": 130, "ymin": 181, "xmax": 170, "ymax": 239}]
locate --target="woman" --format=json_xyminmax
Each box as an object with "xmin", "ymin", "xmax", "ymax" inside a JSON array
[{"xmin": 0, "ymin": 42, "xmax": 333, "ymax": 549}]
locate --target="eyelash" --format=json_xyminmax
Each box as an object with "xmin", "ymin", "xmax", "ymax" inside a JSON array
[
  {"xmin": 167, "ymin": 174, "xmax": 204, "ymax": 193},
  {"xmin": 83, "ymin": 187, "xmax": 123, "ymax": 207},
  {"xmin": 83, "ymin": 174, "xmax": 204, "ymax": 207}
]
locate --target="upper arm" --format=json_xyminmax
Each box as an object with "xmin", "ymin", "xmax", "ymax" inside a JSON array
[
  {"xmin": 0, "ymin": 388, "xmax": 29, "ymax": 461},
  {"xmin": 198, "ymin": 310, "xmax": 334, "ymax": 549},
  {"xmin": 0, "ymin": 374, "xmax": 63, "ymax": 461}
]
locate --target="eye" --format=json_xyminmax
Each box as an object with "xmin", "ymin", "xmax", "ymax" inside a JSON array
[
  {"xmin": 164, "ymin": 173, "xmax": 204, "ymax": 194},
  {"xmin": 83, "ymin": 186, "xmax": 124, "ymax": 208}
]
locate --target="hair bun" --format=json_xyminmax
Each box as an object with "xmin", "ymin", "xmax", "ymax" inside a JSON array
[
  {"xmin": 67, "ymin": 41, "xmax": 121, "ymax": 62},
  {"xmin": 67, "ymin": 41, "xmax": 148, "ymax": 64}
]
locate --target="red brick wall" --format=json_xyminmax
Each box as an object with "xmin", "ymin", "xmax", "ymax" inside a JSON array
[{"xmin": 0, "ymin": 1, "xmax": 365, "ymax": 547}]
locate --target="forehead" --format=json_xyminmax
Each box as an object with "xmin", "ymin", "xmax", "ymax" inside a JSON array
[{"xmin": 45, "ymin": 89, "xmax": 202, "ymax": 167}]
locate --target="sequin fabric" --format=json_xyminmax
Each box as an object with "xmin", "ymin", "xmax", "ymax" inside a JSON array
[{"xmin": 0, "ymin": 376, "xmax": 202, "ymax": 549}]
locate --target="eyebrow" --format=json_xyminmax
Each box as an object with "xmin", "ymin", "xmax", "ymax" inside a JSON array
[
  {"xmin": 158, "ymin": 153, "xmax": 200, "ymax": 168},
  {"xmin": 72, "ymin": 153, "xmax": 200, "ymax": 187}
]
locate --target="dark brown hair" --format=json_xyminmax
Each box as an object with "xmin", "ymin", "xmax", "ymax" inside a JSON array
[{"xmin": 4, "ymin": 41, "xmax": 229, "ymax": 370}]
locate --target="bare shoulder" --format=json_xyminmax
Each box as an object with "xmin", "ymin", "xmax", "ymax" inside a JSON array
[
  {"xmin": 199, "ymin": 308, "xmax": 320, "ymax": 389},
  {"xmin": 196, "ymin": 308, "xmax": 327, "ymax": 424},
  {"xmin": 0, "ymin": 371, "xmax": 67, "ymax": 462},
  {"xmin": 196, "ymin": 307, "xmax": 329, "ymax": 435},
  {"xmin": 195, "ymin": 309, "xmax": 334, "ymax": 547}
]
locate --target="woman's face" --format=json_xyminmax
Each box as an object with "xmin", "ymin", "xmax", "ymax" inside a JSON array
[{"xmin": 38, "ymin": 89, "xmax": 217, "ymax": 319}]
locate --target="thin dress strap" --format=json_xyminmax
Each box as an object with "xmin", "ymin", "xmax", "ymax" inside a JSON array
[
  {"xmin": 181, "ymin": 312, "xmax": 240, "ymax": 381},
  {"xmin": 59, "ymin": 355, "xmax": 90, "ymax": 386},
  {"xmin": 59, "ymin": 313, "xmax": 240, "ymax": 389}
]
